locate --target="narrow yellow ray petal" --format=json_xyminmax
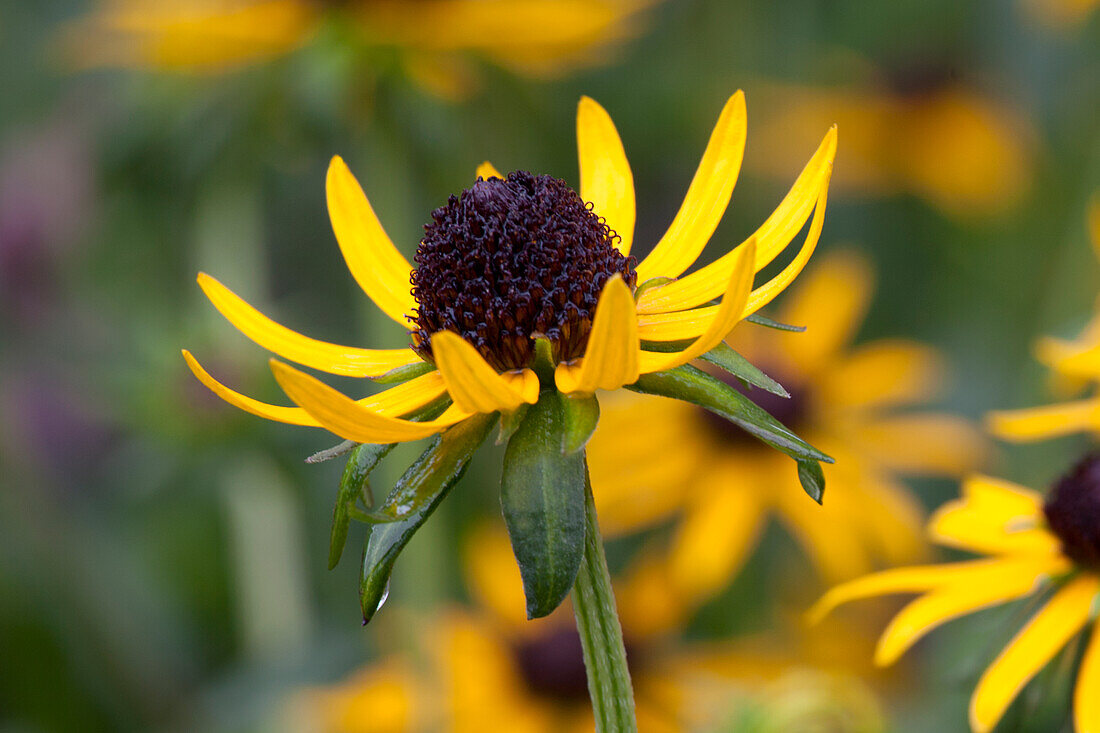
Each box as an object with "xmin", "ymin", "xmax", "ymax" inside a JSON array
[
  {"xmin": 970, "ymin": 575, "xmax": 1100, "ymax": 733},
  {"xmin": 638, "ymin": 239, "xmax": 755, "ymax": 373},
  {"xmin": 326, "ymin": 156, "xmax": 416, "ymax": 326},
  {"xmin": 577, "ymin": 96, "xmax": 635, "ymax": 256},
  {"xmin": 554, "ymin": 275, "xmax": 639, "ymax": 393},
  {"xmin": 197, "ymin": 273, "xmax": 422, "ymax": 377},
  {"xmin": 928, "ymin": 476, "xmax": 1058, "ymax": 557},
  {"xmin": 987, "ymin": 398, "xmax": 1100, "ymax": 442},
  {"xmin": 636, "ymin": 126, "xmax": 837, "ymax": 314},
  {"xmin": 634, "ymin": 91, "xmax": 747, "ymax": 281},
  {"xmin": 807, "ymin": 559, "xmax": 1026, "ymax": 625},
  {"xmin": 635, "ymin": 176, "xmax": 829, "ymax": 341},
  {"xmin": 1075, "ymin": 625, "xmax": 1100, "ymax": 733},
  {"xmin": 476, "ymin": 161, "xmax": 503, "ymax": 180},
  {"xmin": 874, "ymin": 562, "xmax": 1063, "ymax": 666},
  {"xmin": 430, "ymin": 331, "xmax": 537, "ymax": 414},
  {"xmin": 184, "ymin": 350, "xmax": 449, "ymax": 426},
  {"xmin": 500, "ymin": 369, "xmax": 541, "ymax": 406},
  {"xmin": 270, "ymin": 360, "xmax": 470, "ymax": 444}
]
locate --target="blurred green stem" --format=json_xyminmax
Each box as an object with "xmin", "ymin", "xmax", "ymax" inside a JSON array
[{"xmin": 572, "ymin": 464, "xmax": 637, "ymax": 732}]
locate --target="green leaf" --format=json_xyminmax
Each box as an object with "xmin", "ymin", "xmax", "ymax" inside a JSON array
[
  {"xmin": 746, "ymin": 313, "xmax": 806, "ymax": 332},
  {"xmin": 560, "ymin": 393, "xmax": 600, "ymax": 454},
  {"xmin": 359, "ymin": 413, "xmax": 495, "ymax": 624},
  {"xmin": 329, "ymin": 443, "xmax": 393, "ymax": 569},
  {"xmin": 796, "ymin": 458, "xmax": 826, "ymax": 504},
  {"xmin": 371, "ymin": 360, "xmax": 435, "ymax": 384},
  {"xmin": 306, "ymin": 439, "xmax": 358, "ymax": 464},
  {"xmin": 629, "ymin": 364, "xmax": 832, "ymax": 465},
  {"xmin": 496, "ymin": 404, "xmax": 530, "ymax": 445},
  {"xmin": 501, "ymin": 391, "xmax": 587, "ymax": 619},
  {"xmin": 700, "ymin": 343, "xmax": 789, "ymax": 397}
]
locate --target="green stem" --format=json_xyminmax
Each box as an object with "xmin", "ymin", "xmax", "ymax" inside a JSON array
[{"xmin": 572, "ymin": 462, "xmax": 637, "ymax": 732}]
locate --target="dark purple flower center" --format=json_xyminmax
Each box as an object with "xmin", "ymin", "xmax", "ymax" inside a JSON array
[
  {"xmin": 1044, "ymin": 453, "xmax": 1100, "ymax": 568},
  {"xmin": 513, "ymin": 625, "xmax": 639, "ymax": 702},
  {"xmin": 410, "ymin": 171, "xmax": 636, "ymax": 371}
]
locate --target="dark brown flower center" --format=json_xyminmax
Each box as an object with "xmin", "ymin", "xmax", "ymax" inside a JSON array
[
  {"xmin": 513, "ymin": 626, "xmax": 639, "ymax": 702},
  {"xmin": 410, "ymin": 171, "xmax": 636, "ymax": 371},
  {"xmin": 1044, "ymin": 453, "xmax": 1100, "ymax": 568}
]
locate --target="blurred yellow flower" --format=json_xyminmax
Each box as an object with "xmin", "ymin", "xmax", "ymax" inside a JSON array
[
  {"xmin": 748, "ymin": 79, "xmax": 1033, "ymax": 219},
  {"xmin": 989, "ymin": 196, "xmax": 1100, "ymax": 441},
  {"xmin": 183, "ymin": 94, "xmax": 835, "ymax": 452},
  {"xmin": 811, "ymin": 468, "xmax": 1100, "ymax": 733},
  {"xmin": 62, "ymin": 0, "xmax": 661, "ymax": 95},
  {"xmin": 291, "ymin": 523, "xmax": 887, "ymax": 732},
  {"xmin": 1022, "ymin": 0, "xmax": 1100, "ymax": 27},
  {"xmin": 588, "ymin": 250, "xmax": 985, "ymax": 604}
]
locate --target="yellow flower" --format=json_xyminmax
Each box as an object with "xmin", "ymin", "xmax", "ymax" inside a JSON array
[
  {"xmin": 183, "ymin": 93, "xmax": 835, "ymax": 453},
  {"xmin": 989, "ymin": 196, "xmax": 1100, "ymax": 441},
  {"xmin": 746, "ymin": 77, "xmax": 1033, "ymax": 219},
  {"xmin": 1022, "ymin": 0, "xmax": 1100, "ymax": 27},
  {"xmin": 587, "ymin": 250, "xmax": 985, "ymax": 602},
  {"xmin": 61, "ymin": 0, "xmax": 661, "ymax": 93},
  {"xmin": 811, "ymin": 466, "xmax": 1100, "ymax": 733},
  {"xmin": 292, "ymin": 523, "xmax": 888, "ymax": 733}
]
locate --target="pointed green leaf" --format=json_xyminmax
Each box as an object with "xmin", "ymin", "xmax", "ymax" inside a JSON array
[
  {"xmin": 359, "ymin": 413, "xmax": 496, "ymax": 624},
  {"xmin": 328, "ymin": 442, "xmax": 393, "ymax": 569},
  {"xmin": 497, "ymin": 404, "xmax": 530, "ymax": 445},
  {"xmin": 501, "ymin": 391, "xmax": 586, "ymax": 619},
  {"xmin": 629, "ymin": 364, "xmax": 832, "ymax": 464},
  {"xmin": 700, "ymin": 343, "xmax": 789, "ymax": 397},
  {"xmin": 746, "ymin": 313, "xmax": 806, "ymax": 332},
  {"xmin": 560, "ymin": 393, "xmax": 600, "ymax": 454},
  {"xmin": 796, "ymin": 458, "xmax": 826, "ymax": 504},
  {"xmin": 370, "ymin": 360, "xmax": 435, "ymax": 384}
]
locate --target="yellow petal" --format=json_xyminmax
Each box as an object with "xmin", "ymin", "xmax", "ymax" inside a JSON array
[
  {"xmin": 183, "ymin": 349, "xmax": 448, "ymax": 425},
  {"xmin": 637, "ymin": 239, "xmax": 755, "ymax": 373},
  {"xmin": 197, "ymin": 273, "xmax": 422, "ymax": 377},
  {"xmin": 431, "ymin": 331, "xmax": 538, "ymax": 414},
  {"xmin": 635, "ymin": 176, "xmax": 829, "ymax": 341},
  {"xmin": 1075, "ymin": 624, "xmax": 1100, "ymax": 733},
  {"xmin": 635, "ymin": 126, "xmax": 836, "ymax": 314},
  {"xmin": 476, "ymin": 161, "xmax": 503, "ymax": 180},
  {"xmin": 987, "ymin": 398, "xmax": 1100, "ymax": 442},
  {"xmin": 819, "ymin": 339, "xmax": 944, "ymax": 410},
  {"xmin": 633, "ymin": 92, "xmax": 747, "ymax": 281},
  {"xmin": 326, "ymin": 156, "xmax": 416, "ymax": 325},
  {"xmin": 807, "ymin": 559, "xmax": 1029, "ymax": 625},
  {"xmin": 928, "ymin": 475, "xmax": 1060, "ymax": 557},
  {"xmin": 970, "ymin": 574, "xmax": 1100, "ymax": 733},
  {"xmin": 554, "ymin": 275, "xmax": 639, "ymax": 393},
  {"xmin": 577, "ymin": 96, "xmax": 635, "ymax": 255},
  {"xmin": 852, "ymin": 414, "xmax": 986, "ymax": 477},
  {"xmin": 874, "ymin": 559, "xmax": 1065, "ymax": 666},
  {"xmin": 270, "ymin": 360, "xmax": 469, "ymax": 444}
]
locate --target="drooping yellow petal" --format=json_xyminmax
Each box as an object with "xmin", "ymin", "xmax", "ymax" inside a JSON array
[
  {"xmin": 807, "ymin": 559, "xmax": 1030, "ymax": 625},
  {"xmin": 635, "ymin": 126, "xmax": 836, "ymax": 314},
  {"xmin": 431, "ymin": 331, "xmax": 538, "ymax": 414},
  {"xmin": 1075, "ymin": 625, "xmax": 1100, "ymax": 733},
  {"xmin": 197, "ymin": 273, "xmax": 422, "ymax": 377},
  {"xmin": 635, "ymin": 177, "xmax": 828, "ymax": 341},
  {"xmin": 633, "ymin": 92, "xmax": 747, "ymax": 281},
  {"xmin": 555, "ymin": 275, "xmax": 640, "ymax": 393},
  {"xmin": 638, "ymin": 239, "xmax": 755, "ymax": 373},
  {"xmin": 874, "ymin": 561, "xmax": 1064, "ymax": 666},
  {"xmin": 577, "ymin": 96, "xmax": 635, "ymax": 255},
  {"xmin": 270, "ymin": 360, "xmax": 470, "ymax": 444},
  {"xmin": 476, "ymin": 161, "xmax": 504, "ymax": 180},
  {"xmin": 987, "ymin": 398, "xmax": 1100, "ymax": 442},
  {"xmin": 183, "ymin": 350, "xmax": 447, "ymax": 425},
  {"xmin": 970, "ymin": 574, "xmax": 1100, "ymax": 733},
  {"xmin": 326, "ymin": 156, "xmax": 416, "ymax": 326}
]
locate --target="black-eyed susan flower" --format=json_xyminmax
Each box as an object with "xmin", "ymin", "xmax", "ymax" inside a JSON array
[
  {"xmin": 289, "ymin": 523, "xmax": 887, "ymax": 733},
  {"xmin": 811, "ymin": 464, "xmax": 1100, "ymax": 733},
  {"xmin": 988, "ymin": 197, "xmax": 1100, "ymax": 442},
  {"xmin": 183, "ymin": 93, "xmax": 835, "ymax": 730},
  {"xmin": 62, "ymin": 0, "xmax": 659, "ymax": 96},
  {"xmin": 587, "ymin": 250, "xmax": 985, "ymax": 607}
]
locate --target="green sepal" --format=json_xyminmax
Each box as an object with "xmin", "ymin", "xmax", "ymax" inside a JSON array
[
  {"xmin": 329, "ymin": 442, "xmax": 394, "ymax": 569},
  {"xmin": 746, "ymin": 313, "xmax": 806, "ymax": 332},
  {"xmin": 641, "ymin": 340, "xmax": 788, "ymax": 397},
  {"xmin": 501, "ymin": 391, "xmax": 587, "ymax": 619},
  {"xmin": 359, "ymin": 413, "xmax": 496, "ymax": 624},
  {"xmin": 633, "ymin": 276, "xmax": 673, "ymax": 302},
  {"xmin": 497, "ymin": 405, "xmax": 530, "ymax": 445},
  {"xmin": 307, "ymin": 439, "xmax": 358, "ymax": 464},
  {"xmin": 628, "ymin": 364, "xmax": 832, "ymax": 465},
  {"xmin": 370, "ymin": 360, "xmax": 435, "ymax": 384},
  {"xmin": 560, "ymin": 393, "xmax": 600, "ymax": 454},
  {"xmin": 796, "ymin": 458, "xmax": 826, "ymax": 504}
]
